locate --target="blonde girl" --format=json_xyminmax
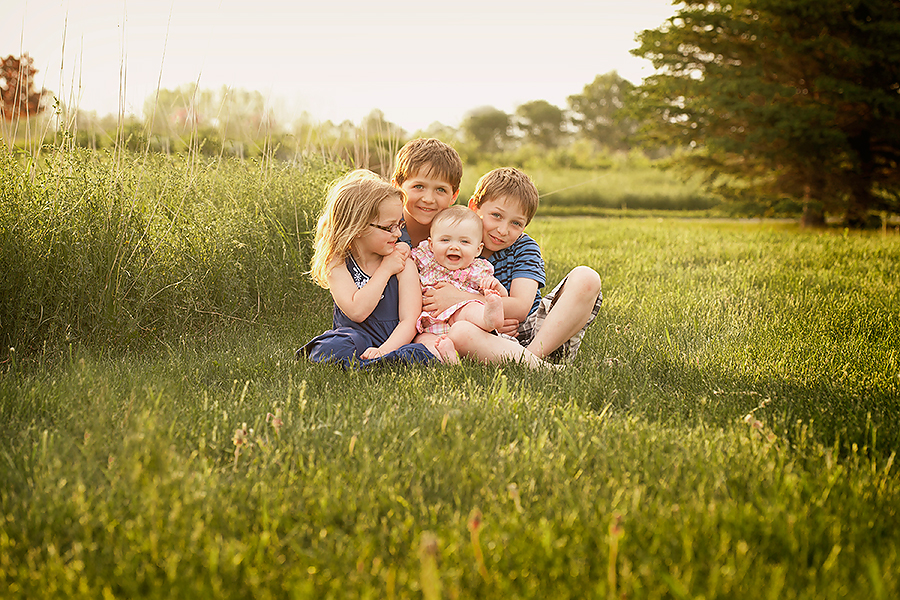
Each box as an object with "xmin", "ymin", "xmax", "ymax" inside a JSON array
[{"xmin": 298, "ymin": 169, "xmax": 434, "ymax": 365}]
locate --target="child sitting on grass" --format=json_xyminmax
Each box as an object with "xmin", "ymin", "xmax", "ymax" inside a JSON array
[
  {"xmin": 296, "ymin": 169, "xmax": 434, "ymax": 367},
  {"xmin": 409, "ymin": 205, "xmax": 508, "ymax": 363},
  {"xmin": 391, "ymin": 138, "xmax": 463, "ymax": 249},
  {"xmin": 435, "ymin": 167, "xmax": 603, "ymax": 365}
]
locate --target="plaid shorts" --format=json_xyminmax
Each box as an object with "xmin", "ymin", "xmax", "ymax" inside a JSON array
[{"xmin": 500, "ymin": 275, "xmax": 603, "ymax": 362}]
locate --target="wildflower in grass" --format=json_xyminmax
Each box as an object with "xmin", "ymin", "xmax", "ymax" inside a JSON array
[
  {"xmin": 468, "ymin": 508, "xmax": 490, "ymax": 582},
  {"xmin": 608, "ymin": 513, "xmax": 624, "ymax": 600},
  {"xmin": 742, "ymin": 413, "xmax": 762, "ymax": 429},
  {"xmin": 741, "ymin": 411, "xmax": 777, "ymax": 443},
  {"xmin": 419, "ymin": 531, "xmax": 441, "ymax": 600},
  {"xmin": 266, "ymin": 408, "xmax": 283, "ymax": 435},
  {"xmin": 233, "ymin": 422, "xmax": 249, "ymax": 469}
]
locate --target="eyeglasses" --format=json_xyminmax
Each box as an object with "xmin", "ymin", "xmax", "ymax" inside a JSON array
[{"xmin": 369, "ymin": 222, "xmax": 402, "ymax": 234}]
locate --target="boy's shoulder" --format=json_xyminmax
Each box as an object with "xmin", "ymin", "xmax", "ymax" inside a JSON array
[
  {"xmin": 398, "ymin": 221, "xmax": 412, "ymax": 245},
  {"xmin": 489, "ymin": 233, "xmax": 545, "ymax": 290},
  {"xmin": 495, "ymin": 233, "xmax": 542, "ymax": 259},
  {"xmin": 490, "ymin": 233, "xmax": 544, "ymax": 278}
]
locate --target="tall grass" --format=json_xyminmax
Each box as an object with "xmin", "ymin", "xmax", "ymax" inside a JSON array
[
  {"xmin": 0, "ymin": 148, "xmax": 341, "ymax": 357},
  {"xmin": 1, "ymin": 152, "xmax": 899, "ymax": 598}
]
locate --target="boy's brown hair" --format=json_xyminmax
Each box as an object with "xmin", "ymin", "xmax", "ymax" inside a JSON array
[
  {"xmin": 391, "ymin": 138, "xmax": 463, "ymax": 193},
  {"xmin": 469, "ymin": 167, "xmax": 540, "ymax": 224}
]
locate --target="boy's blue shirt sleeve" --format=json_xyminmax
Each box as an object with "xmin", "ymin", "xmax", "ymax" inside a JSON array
[{"xmin": 487, "ymin": 233, "xmax": 545, "ymax": 315}]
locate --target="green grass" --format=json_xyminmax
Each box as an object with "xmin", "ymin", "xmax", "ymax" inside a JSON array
[
  {"xmin": 459, "ymin": 164, "xmax": 721, "ymax": 214},
  {"xmin": 1, "ymin": 152, "xmax": 900, "ymax": 598}
]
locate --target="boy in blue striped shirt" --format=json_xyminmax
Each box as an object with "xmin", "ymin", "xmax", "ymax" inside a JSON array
[{"xmin": 428, "ymin": 167, "xmax": 602, "ymax": 364}]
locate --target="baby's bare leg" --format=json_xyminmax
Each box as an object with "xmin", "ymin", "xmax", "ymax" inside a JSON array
[
  {"xmin": 416, "ymin": 331, "xmax": 460, "ymax": 364},
  {"xmin": 450, "ymin": 290, "xmax": 504, "ymax": 332},
  {"xmin": 414, "ymin": 332, "xmax": 442, "ymax": 358},
  {"xmin": 481, "ymin": 290, "xmax": 504, "ymax": 331}
]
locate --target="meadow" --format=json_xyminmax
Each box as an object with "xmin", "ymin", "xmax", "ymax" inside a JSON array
[{"xmin": 1, "ymin": 150, "xmax": 899, "ymax": 599}]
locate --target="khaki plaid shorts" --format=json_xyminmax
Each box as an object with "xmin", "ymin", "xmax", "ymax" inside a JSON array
[{"xmin": 499, "ymin": 275, "xmax": 603, "ymax": 362}]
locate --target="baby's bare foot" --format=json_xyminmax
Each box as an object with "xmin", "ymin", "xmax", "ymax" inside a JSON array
[
  {"xmin": 482, "ymin": 289, "xmax": 504, "ymax": 331},
  {"xmin": 435, "ymin": 335, "xmax": 459, "ymax": 364}
]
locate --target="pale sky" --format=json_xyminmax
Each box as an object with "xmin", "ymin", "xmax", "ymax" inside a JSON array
[{"xmin": 3, "ymin": 0, "xmax": 677, "ymax": 133}]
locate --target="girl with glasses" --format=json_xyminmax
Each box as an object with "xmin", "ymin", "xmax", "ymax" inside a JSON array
[{"xmin": 298, "ymin": 169, "xmax": 450, "ymax": 366}]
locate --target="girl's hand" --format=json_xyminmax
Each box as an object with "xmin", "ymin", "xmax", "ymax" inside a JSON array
[
  {"xmin": 361, "ymin": 347, "xmax": 383, "ymax": 360},
  {"xmin": 380, "ymin": 243, "xmax": 410, "ymax": 276}
]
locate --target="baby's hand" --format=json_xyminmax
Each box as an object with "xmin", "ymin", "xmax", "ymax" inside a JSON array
[
  {"xmin": 360, "ymin": 347, "xmax": 383, "ymax": 360},
  {"xmin": 484, "ymin": 277, "xmax": 508, "ymax": 297}
]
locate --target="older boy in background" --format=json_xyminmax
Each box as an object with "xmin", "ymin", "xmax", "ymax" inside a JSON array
[{"xmin": 391, "ymin": 138, "xmax": 463, "ymax": 248}]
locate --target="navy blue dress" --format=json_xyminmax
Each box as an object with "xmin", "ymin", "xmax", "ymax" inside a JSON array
[{"xmin": 297, "ymin": 256, "xmax": 434, "ymax": 368}]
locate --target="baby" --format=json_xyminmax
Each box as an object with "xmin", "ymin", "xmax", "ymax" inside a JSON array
[{"xmin": 410, "ymin": 205, "xmax": 506, "ymax": 362}]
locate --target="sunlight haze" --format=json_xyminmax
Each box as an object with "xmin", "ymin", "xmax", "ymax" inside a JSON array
[{"xmin": 4, "ymin": 0, "xmax": 677, "ymax": 133}]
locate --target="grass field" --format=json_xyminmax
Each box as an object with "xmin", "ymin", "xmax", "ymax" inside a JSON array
[
  {"xmin": 1, "ymin": 152, "xmax": 899, "ymax": 598},
  {"xmin": 459, "ymin": 162, "xmax": 722, "ymax": 216}
]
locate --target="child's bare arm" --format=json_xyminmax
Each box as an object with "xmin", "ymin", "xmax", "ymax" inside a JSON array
[
  {"xmin": 422, "ymin": 282, "xmax": 481, "ymax": 315},
  {"xmin": 503, "ymin": 277, "xmax": 539, "ymax": 322},
  {"xmin": 328, "ymin": 246, "xmax": 408, "ymax": 323},
  {"xmin": 367, "ymin": 257, "xmax": 421, "ymax": 357}
]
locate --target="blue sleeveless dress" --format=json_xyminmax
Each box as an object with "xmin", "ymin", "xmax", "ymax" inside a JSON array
[{"xmin": 297, "ymin": 256, "xmax": 434, "ymax": 368}]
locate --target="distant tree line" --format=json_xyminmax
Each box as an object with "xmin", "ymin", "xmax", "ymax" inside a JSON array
[
  {"xmin": 51, "ymin": 72, "xmax": 643, "ymax": 176},
  {"xmin": 3, "ymin": 0, "xmax": 898, "ymax": 228}
]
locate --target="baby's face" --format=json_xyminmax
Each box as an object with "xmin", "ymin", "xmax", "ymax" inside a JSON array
[{"xmin": 429, "ymin": 218, "xmax": 484, "ymax": 271}]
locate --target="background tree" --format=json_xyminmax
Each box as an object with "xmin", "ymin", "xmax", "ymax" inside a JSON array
[
  {"xmin": 461, "ymin": 106, "xmax": 511, "ymax": 154},
  {"xmin": 514, "ymin": 99, "xmax": 566, "ymax": 148},
  {"xmin": 632, "ymin": 0, "xmax": 900, "ymax": 227},
  {"xmin": 567, "ymin": 71, "xmax": 637, "ymax": 152},
  {"xmin": 0, "ymin": 54, "xmax": 49, "ymax": 122}
]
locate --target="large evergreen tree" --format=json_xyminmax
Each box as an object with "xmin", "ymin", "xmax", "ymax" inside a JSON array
[{"xmin": 633, "ymin": 0, "xmax": 900, "ymax": 226}]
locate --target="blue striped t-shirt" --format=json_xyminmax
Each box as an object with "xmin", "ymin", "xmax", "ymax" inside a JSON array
[{"xmin": 487, "ymin": 233, "xmax": 545, "ymax": 315}]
